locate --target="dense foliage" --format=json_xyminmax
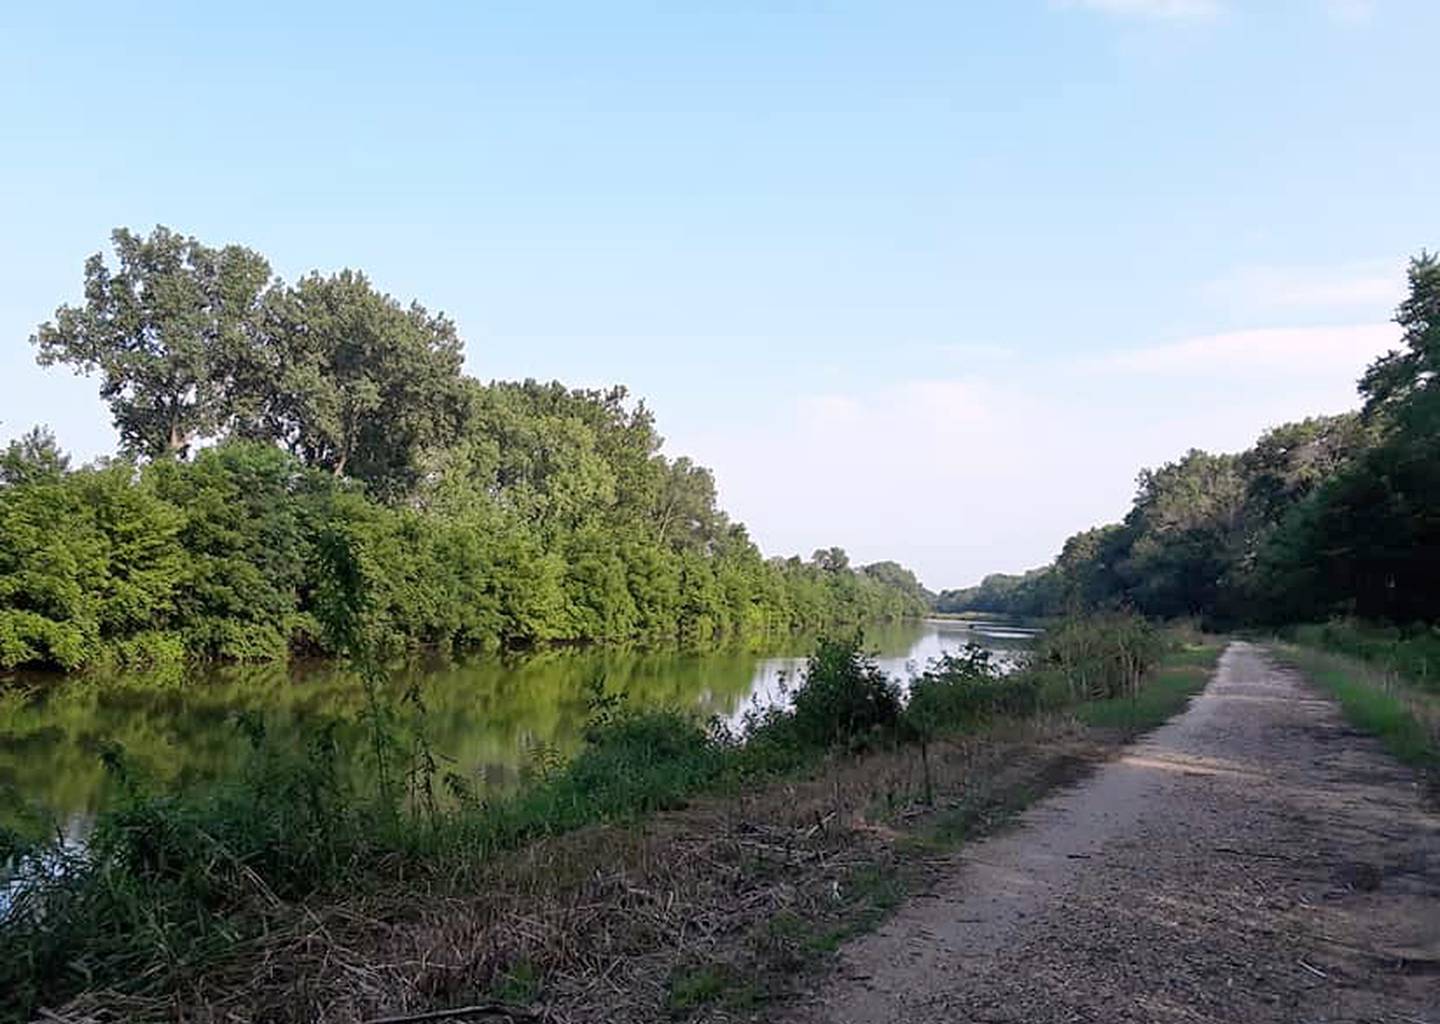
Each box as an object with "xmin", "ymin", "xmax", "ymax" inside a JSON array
[
  {"xmin": 2, "ymin": 228, "xmax": 928, "ymax": 672},
  {"xmin": 938, "ymin": 253, "xmax": 1440, "ymax": 629}
]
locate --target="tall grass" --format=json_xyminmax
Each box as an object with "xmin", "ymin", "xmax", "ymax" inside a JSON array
[
  {"xmin": 1029, "ymin": 612, "xmax": 1165, "ymax": 704},
  {"xmin": 1289, "ymin": 619, "xmax": 1440, "ymax": 694},
  {"xmin": 1075, "ymin": 643, "xmax": 1220, "ymax": 734}
]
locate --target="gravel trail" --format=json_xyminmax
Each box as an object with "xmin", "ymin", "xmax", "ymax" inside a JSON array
[{"xmin": 782, "ymin": 641, "xmax": 1440, "ymax": 1023}]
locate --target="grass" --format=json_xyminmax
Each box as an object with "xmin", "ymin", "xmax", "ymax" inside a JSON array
[
  {"xmin": 1277, "ymin": 643, "xmax": 1439, "ymax": 777},
  {"xmin": 491, "ymin": 958, "xmax": 542, "ymax": 1005},
  {"xmin": 804, "ymin": 863, "xmax": 906, "ymax": 952},
  {"xmin": 1288, "ymin": 620, "xmax": 1440, "ymax": 694},
  {"xmin": 665, "ymin": 963, "xmax": 762, "ymax": 1014},
  {"xmin": 1075, "ymin": 643, "xmax": 1222, "ymax": 735}
]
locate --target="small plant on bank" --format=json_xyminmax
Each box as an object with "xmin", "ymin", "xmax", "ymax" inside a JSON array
[{"xmin": 786, "ymin": 634, "xmax": 902, "ymax": 750}]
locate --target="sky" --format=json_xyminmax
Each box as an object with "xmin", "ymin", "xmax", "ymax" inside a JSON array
[{"xmin": 1, "ymin": 0, "xmax": 1434, "ymax": 590}]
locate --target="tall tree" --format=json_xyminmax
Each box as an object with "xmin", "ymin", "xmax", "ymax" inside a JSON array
[
  {"xmin": 1120, "ymin": 450, "xmax": 1246, "ymax": 619},
  {"xmin": 655, "ymin": 457, "xmax": 722, "ymax": 552},
  {"xmin": 1361, "ymin": 251, "xmax": 1440, "ymax": 435},
  {"xmin": 32, "ymin": 227, "xmax": 272, "ymax": 457},
  {"xmin": 1271, "ymin": 251, "xmax": 1440, "ymax": 622},
  {"xmin": 1239, "ymin": 415, "xmax": 1373, "ymax": 528},
  {"xmin": 244, "ymin": 270, "xmax": 465, "ymax": 495}
]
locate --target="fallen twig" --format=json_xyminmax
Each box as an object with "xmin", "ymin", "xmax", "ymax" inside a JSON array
[
  {"xmin": 1213, "ymin": 846, "xmax": 1293, "ymax": 861},
  {"xmin": 362, "ymin": 1003, "xmax": 539, "ymax": 1024}
]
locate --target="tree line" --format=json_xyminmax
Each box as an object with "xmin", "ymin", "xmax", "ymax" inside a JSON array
[
  {"xmin": 0, "ymin": 227, "xmax": 930, "ymax": 671},
  {"xmin": 937, "ymin": 253, "xmax": 1440, "ymax": 628}
]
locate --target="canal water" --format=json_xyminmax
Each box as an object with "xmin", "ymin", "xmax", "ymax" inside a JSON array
[{"xmin": 0, "ymin": 617, "xmax": 1039, "ymax": 830}]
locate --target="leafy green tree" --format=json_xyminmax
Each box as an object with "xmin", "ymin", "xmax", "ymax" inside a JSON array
[
  {"xmin": 1052, "ymin": 525, "xmax": 1128, "ymax": 611},
  {"xmin": 147, "ymin": 442, "xmax": 316, "ymax": 660},
  {"xmin": 0, "ymin": 458, "xmax": 183, "ymax": 669},
  {"xmin": 1361, "ymin": 252, "xmax": 1440, "ymax": 437},
  {"xmin": 562, "ymin": 525, "xmax": 639, "ymax": 638},
  {"xmin": 1239, "ymin": 415, "xmax": 1374, "ymax": 527},
  {"xmin": 1119, "ymin": 450, "xmax": 1246, "ymax": 619},
  {"xmin": 73, "ymin": 464, "xmax": 185, "ymax": 644},
  {"xmin": 440, "ymin": 379, "xmax": 621, "ymax": 536},
  {"xmin": 621, "ymin": 534, "xmax": 683, "ymax": 636},
  {"xmin": 1250, "ymin": 254, "xmax": 1440, "ymax": 623},
  {"xmin": 934, "ymin": 569, "xmax": 1056, "ymax": 616},
  {"xmin": 859, "ymin": 560, "xmax": 931, "ymax": 607},
  {"xmin": 0, "ymin": 473, "xmax": 105, "ymax": 668},
  {"xmin": 655, "ymin": 457, "xmax": 722, "ymax": 552},
  {"xmin": 242, "ymin": 271, "xmax": 465, "ymax": 495},
  {"xmin": 0, "ymin": 426, "xmax": 70, "ymax": 486},
  {"xmin": 32, "ymin": 227, "xmax": 272, "ymax": 457},
  {"xmin": 11, "ymin": 234, "xmax": 936, "ymax": 669}
]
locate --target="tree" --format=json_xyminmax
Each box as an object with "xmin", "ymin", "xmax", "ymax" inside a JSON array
[
  {"xmin": 1053, "ymin": 525, "xmax": 1129, "ymax": 611},
  {"xmin": 0, "ymin": 427, "xmax": 70, "ymax": 486},
  {"xmin": 241, "ymin": 271, "xmax": 465, "ymax": 495},
  {"xmin": 1120, "ymin": 450, "xmax": 1246, "ymax": 619},
  {"xmin": 655, "ymin": 457, "xmax": 722, "ymax": 552},
  {"xmin": 859, "ymin": 560, "xmax": 931, "ymax": 606},
  {"xmin": 13, "ymin": 234, "xmax": 938, "ymax": 668},
  {"xmin": 1239, "ymin": 415, "xmax": 1373, "ymax": 529},
  {"xmin": 1256, "ymin": 254, "xmax": 1440, "ymax": 623},
  {"xmin": 1361, "ymin": 251, "xmax": 1440, "ymax": 436},
  {"xmin": 32, "ymin": 226, "xmax": 272, "ymax": 457},
  {"xmin": 0, "ymin": 470, "xmax": 105, "ymax": 668},
  {"xmin": 147, "ymin": 442, "xmax": 316, "ymax": 660},
  {"xmin": 0, "ymin": 459, "xmax": 184, "ymax": 669}
]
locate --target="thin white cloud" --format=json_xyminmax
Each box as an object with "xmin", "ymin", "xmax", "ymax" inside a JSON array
[
  {"xmin": 1102, "ymin": 323, "xmax": 1399, "ymax": 375},
  {"xmin": 1054, "ymin": 0, "xmax": 1223, "ymax": 21},
  {"xmin": 676, "ymin": 319, "xmax": 1397, "ymax": 588},
  {"xmin": 1202, "ymin": 261, "xmax": 1404, "ymax": 316}
]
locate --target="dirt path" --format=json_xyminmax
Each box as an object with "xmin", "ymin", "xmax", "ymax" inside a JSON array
[{"xmin": 781, "ymin": 641, "xmax": 1440, "ymax": 1023}]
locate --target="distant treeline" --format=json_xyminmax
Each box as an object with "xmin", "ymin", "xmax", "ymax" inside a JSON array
[
  {"xmin": 936, "ymin": 253, "xmax": 1440, "ymax": 628},
  {"xmin": 0, "ymin": 228, "xmax": 929, "ymax": 671}
]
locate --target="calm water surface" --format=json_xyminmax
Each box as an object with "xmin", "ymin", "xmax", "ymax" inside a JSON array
[{"xmin": 0, "ymin": 617, "xmax": 1037, "ymax": 830}]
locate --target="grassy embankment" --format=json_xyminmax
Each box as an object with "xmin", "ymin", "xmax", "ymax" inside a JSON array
[
  {"xmin": 1, "ymin": 614, "xmax": 1221, "ymax": 1024},
  {"xmin": 1277, "ymin": 619, "xmax": 1440, "ymax": 782}
]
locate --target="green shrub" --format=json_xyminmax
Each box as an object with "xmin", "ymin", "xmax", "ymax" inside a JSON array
[
  {"xmin": 786, "ymin": 635, "xmax": 902, "ymax": 749},
  {"xmin": 1291, "ymin": 619, "xmax": 1440, "ymax": 694},
  {"xmin": 1031, "ymin": 611, "xmax": 1164, "ymax": 702},
  {"xmin": 905, "ymin": 644, "xmax": 1039, "ymax": 734}
]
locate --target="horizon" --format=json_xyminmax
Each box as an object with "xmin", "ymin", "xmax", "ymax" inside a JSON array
[{"xmin": 3, "ymin": 1, "xmax": 1434, "ymax": 591}]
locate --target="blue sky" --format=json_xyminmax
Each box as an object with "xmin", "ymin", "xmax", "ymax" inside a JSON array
[{"xmin": 1, "ymin": 0, "xmax": 1434, "ymax": 588}]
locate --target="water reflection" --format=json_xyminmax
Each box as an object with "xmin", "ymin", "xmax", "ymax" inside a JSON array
[{"xmin": 0, "ymin": 617, "xmax": 1037, "ymax": 829}]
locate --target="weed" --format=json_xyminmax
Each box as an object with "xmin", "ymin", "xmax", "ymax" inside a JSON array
[{"xmin": 491, "ymin": 957, "xmax": 542, "ymax": 1005}]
